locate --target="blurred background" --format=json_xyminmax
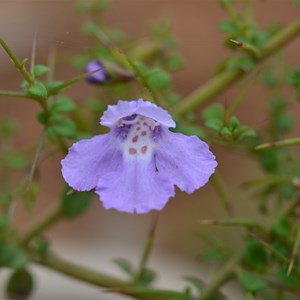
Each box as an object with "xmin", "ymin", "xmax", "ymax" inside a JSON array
[{"xmin": 0, "ymin": 0, "xmax": 300, "ymax": 299}]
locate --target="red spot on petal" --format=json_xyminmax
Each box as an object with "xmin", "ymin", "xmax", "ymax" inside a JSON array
[
  {"xmin": 136, "ymin": 127, "xmax": 141, "ymax": 131},
  {"xmin": 141, "ymin": 145, "xmax": 148, "ymax": 154},
  {"xmin": 141, "ymin": 131, "xmax": 147, "ymax": 136},
  {"xmin": 129, "ymin": 148, "xmax": 137, "ymax": 155},
  {"xmin": 143, "ymin": 122, "xmax": 147, "ymax": 126},
  {"xmin": 132, "ymin": 135, "xmax": 139, "ymax": 142}
]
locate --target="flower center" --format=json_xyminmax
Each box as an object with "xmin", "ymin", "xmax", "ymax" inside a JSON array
[{"xmin": 118, "ymin": 115, "xmax": 159, "ymax": 161}]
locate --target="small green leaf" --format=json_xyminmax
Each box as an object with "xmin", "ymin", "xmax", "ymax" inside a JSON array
[
  {"xmin": 296, "ymin": 0, "xmax": 300, "ymax": 7},
  {"xmin": 272, "ymin": 218, "xmax": 291, "ymax": 239},
  {"xmin": 245, "ymin": 240, "xmax": 268, "ymax": 273},
  {"xmin": 205, "ymin": 119, "xmax": 223, "ymax": 132},
  {"xmin": 0, "ymin": 244, "xmax": 28, "ymax": 270},
  {"xmin": 219, "ymin": 21, "xmax": 238, "ymax": 34},
  {"xmin": 138, "ymin": 268, "xmax": 156, "ymax": 287},
  {"xmin": 36, "ymin": 112, "xmax": 49, "ymax": 125},
  {"xmin": 33, "ymin": 65, "xmax": 49, "ymax": 78},
  {"xmin": 6, "ymin": 269, "xmax": 33, "ymax": 300},
  {"xmin": 147, "ymin": 69, "xmax": 171, "ymax": 90},
  {"xmin": 220, "ymin": 126, "xmax": 232, "ymax": 137},
  {"xmin": 228, "ymin": 116, "xmax": 240, "ymax": 131},
  {"xmin": 28, "ymin": 82, "xmax": 48, "ymax": 100},
  {"xmin": 61, "ymin": 190, "xmax": 92, "ymax": 219},
  {"xmin": 113, "ymin": 258, "xmax": 134, "ymax": 277},
  {"xmin": 45, "ymin": 81, "xmax": 64, "ymax": 94},
  {"xmin": 202, "ymin": 104, "xmax": 224, "ymax": 121},
  {"xmin": 49, "ymin": 117, "xmax": 77, "ymax": 138},
  {"xmin": 36, "ymin": 239, "xmax": 49, "ymax": 257},
  {"xmin": 166, "ymin": 55, "xmax": 183, "ymax": 71},
  {"xmin": 236, "ymin": 269, "xmax": 268, "ymax": 293},
  {"xmin": 50, "ymin": 96, "xmax": 77, "ymax": 113}
]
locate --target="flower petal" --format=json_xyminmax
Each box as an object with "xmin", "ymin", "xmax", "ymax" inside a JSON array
[
  {"xmin": 61, "ymin": 133, "xmax": 122, "ymax": 191},
  {"xmin": 96, "ymin": 159, "xmax": 175, "ymax": 213},
  {"xmin": 100, "ymin": 99, "xmax": 175, "ymax": 128},
  {"xmin": 85, "ymin": 60, "xmax": 108, "ymax": 84},
  {"xmin": 155, "ymin": 130, "xmax": 217, "ymax": 193}
]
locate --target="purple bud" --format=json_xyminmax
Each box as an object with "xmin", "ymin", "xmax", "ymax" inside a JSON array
[{"xmin": 85, "ymin": 60, "xmax": 108, "ymax": 84}]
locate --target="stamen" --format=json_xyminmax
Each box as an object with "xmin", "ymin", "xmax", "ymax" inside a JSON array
[{"xmin": 117, "ymin": 119, "xmax": 123, "ymax": 127}]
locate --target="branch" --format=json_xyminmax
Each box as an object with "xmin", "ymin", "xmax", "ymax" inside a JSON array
[
  {"xmin": 32, "ymin": 251, "xmax": 194, "ymax": 300},
  {"xmin": 174, "ymin": 18, "xmax": 300, "ymax": 116}
]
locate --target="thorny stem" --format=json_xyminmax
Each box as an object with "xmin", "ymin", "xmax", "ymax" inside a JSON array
[
  {"xmin": 0, "ymin": 38, "xmax": 34, "ymax": 86},
  {"xmin": 174, "ymin": 17, "xmax": 300, "ymax": 116},
  {"xmin": 31, "ymin": 251, "xmax": 195, "ymax": 300},
  {"xmin": 27, "ymin": 130, "xmax": 47, "ymax": 189},
  {"xmin": 198, "ymin": 196, "xmax": 300, "ymax": 299}
]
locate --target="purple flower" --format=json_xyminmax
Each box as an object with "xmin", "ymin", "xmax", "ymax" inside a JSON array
[
  {"xmin": 61, "ymin": 100, "xmax": 217, "ymax": 214},
  {"xmin": 85, "ymin": 60, "xmax": 108, "ymax": 84}
]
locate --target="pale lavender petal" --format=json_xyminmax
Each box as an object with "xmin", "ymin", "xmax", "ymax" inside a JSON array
[
  {"xmin": 155, "ymin": 130, "xmax": 217, "ymax": 193},
  {"xmin": 100, "ymin": 99, "xmax": 175, "ymax": 128},
  {"xmin": 96, "ymin": 159, "xmax": 175, "ymax": 213},
  {"xmin": 61, "ymin": 133, "xmax": 122, "ymax": 191},
  {"xmin": 135, "ymin": 100, "xmax": 175, "ymax": 128}
]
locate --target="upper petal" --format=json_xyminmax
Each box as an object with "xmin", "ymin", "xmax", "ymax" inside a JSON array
[
  {"xmin": 155, "ymin": 130, "xmax": 217, "ymax": 194},
  {"xmin": 61, "ymin": 133, "xmax": 122, "ymax": 191},
  {"xmin": 96, "ymin": 158, "xmax": 175, "ymax": 214},
  {"xmin": 100, "ymin": 99, "xmax": 175, "ymax": 128}
]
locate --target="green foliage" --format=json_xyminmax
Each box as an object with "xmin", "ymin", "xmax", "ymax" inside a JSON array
[
  {"xmin": 61, "ymin": 189, "xmax": 92, "ymax": 219},
  {"xmin": 202, "ymin": 104, "xmax": 255, "ymax": 142},
  {"xmin": 47, "ymin": 116, "xmax": 77, "ymax": 139},
  {"xmin": 33, "ymin": 65, "xmax": 49, "ymax": 78},
  {"xmin": 27, "ymin": 81, "xmax": 48, "ymax": 100},
  {"xmin": 147, "ymin": 69, "xmax": 171, "ymax": 90},
  {"xmin": 6, "ymin": 269, "xmax": 34, "ymax": 300},
  {"xmin": 50, "ymin": 96, "xmax": 77, "ymax": 113},
  {"xmin": 244, "ymin": 240, "xmax": 268, "ymax": 273},
  {"xmin": 113, "ymin": 258, "xmax": 135, "ymax": 277},
  {"xmin": 0, "ymin": 244, "xmax": 28, "ymax": 270},
  {"xmin": 236, "ymin": 269, "xmax": 268, "ymax": 293}
]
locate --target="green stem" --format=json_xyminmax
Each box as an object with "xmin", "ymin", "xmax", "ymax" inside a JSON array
[
  {"xmin": 174, "ymin": 17, "xmax": 300, "ymax": 116},
  {"xmin": 210, "ymin": 171, "xmax": 233, "ymax": 215},
  {"xmin": 47, "ymin": 69, "xmax": 103, "ymax": 95},
  {"xmin": 27, "ymin": 130, "xmax": 47, "ymax": 188},
  {"xmin": 19, "ymin": 208, "xmax": 62, "ymax": 246},
  {"xmin": 199, "ymin": 253, "xmax": 242, "ymax": 300},
  {"xmin": 134, "ymin": 213, "xmax": 159, "ymax": 283},
  {"xmin": 32, "ymin": 251, "xmax": 194, "ymax": 300},
  {"xmin": 0, "ymin": 39, "xmax": 34, "ymax": 85},
  {"xmin": 33, "ymin": 251, "xmax": 128, "ymax": 288},
  {"xmin": 255, "ymin": 137, "xmax": 300, "ymax": 149},
  {"xmin": 0, "ymin": 90, "xmax": 34, "ymax": 100}
]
